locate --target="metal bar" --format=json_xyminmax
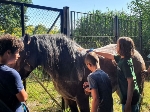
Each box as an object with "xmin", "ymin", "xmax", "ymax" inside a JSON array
[
  {"xmin": 70, "ymin": 11, "xmax": 73, "ymax": 37},
  {"xmin": 114, "ymin": 15, "xmax": 119, "ymax": 42},
  {"xmin": 130, "ymin": 19, "xmax": 133, "ymax": 37},
  {"xmin": 31, "ymin": 73, "xmax": 62, "ymax": 109},
  {"xmin": 89, "ymin": 14, "xmax": 92, "ymax": 36},
  {"xmin": 104, "ymin": 16, "xmax": 106, "ymax": 36},
  {"xmin": 60, "ymin": 10, "xmax": 64, "ymax": 34},
  {"xmin": 0, "ymin": 1, "xmax": 62, "ymax": 12},
  {"xmin": 78, "ymin": 36, "xmax": 114, "ymax": 37},
  {"xmin": 120, "ymin": 18, "xmax": 122, "ymax": 36},
  {"xmin": 81, "ymin": 13, "xmax": 83, "ymax": 36},
  {"xmin": 111, "ymin": 17, "xmax": 114, "ymax": 36},
  {"xmin": 61, "ymin": 7, "xmax": 70, "ymax": 37},
  {"xmin": 77, "ymin": 12, "xmax": 79, "ymax": 35},
  {"xmin": 21, "ymin": 2, "xmax": 26, "ymax": 89},
  {"xmin": 123, "ymin": 19, "xmax": 125, "ymax": 36},
  {"xmin": 47, "ymin": 13, "xmax": 61, "ymax": 34},
  {"xmin": 21, "ymin": 4, "xmax": 25, "ymax": 36},
  {"xmin": 139, "ymin": 20, "xmax": 143, "ymax": 54},
  {"xmin": 84, "ymin": 13, "xmax": 88, "ymax": 42},
  {"xmin": 73, "ymin": 11, "xmax": 76, "ymax": 37},
  {"xmin": 126, "ymin": 19, "xmax": 129, "ymax": 36}
]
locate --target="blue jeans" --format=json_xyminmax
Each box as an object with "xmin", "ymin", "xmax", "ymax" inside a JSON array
[{"xmin": 122, "ymin": 104, "xmax": 139, "ymax": 112}]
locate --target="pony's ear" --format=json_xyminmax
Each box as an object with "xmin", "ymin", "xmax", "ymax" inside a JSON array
[{"xmin": 23, "ymin": 34, "xmax": 31, "ymax": 44}]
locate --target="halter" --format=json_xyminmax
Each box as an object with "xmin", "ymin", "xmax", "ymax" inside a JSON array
[
  {"xmin": 23, "ymin": 43, "xmax": 31, "ymax": 67},
  {"xmin": 23, "ymin": 39, "xmax": 39, "ymax": 71}
]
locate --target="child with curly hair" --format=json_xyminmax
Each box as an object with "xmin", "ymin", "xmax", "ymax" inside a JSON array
[{"xmin": 0, "ymin": 34, "xmax": 28, "ymax": 112}]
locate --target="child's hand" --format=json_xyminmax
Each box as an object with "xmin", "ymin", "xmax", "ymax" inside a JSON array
[
  {"xmin": 86, "ymin": 48, "xmax": 94, "ymax": 53},
  {"xmin": 141, "ymin": 70, "xmax": 148, "ymax": 79},
  {"xmin": 83, "ymin": 82, "xmax": 89, "ymax": 89},
  {"xmin": 147, "ymin": 66, "xmax": 150, "ymax": 75},
  {"xmin": 84, "ymin": 87, "xmax": 90, "ymax": 92},
  {"xmin": 77, "ymin": 47, "xmax": 84, "ymax": 52},
  {"xmin": 83, "ymin": 82, "xmax": 91, "ymax": 95}
]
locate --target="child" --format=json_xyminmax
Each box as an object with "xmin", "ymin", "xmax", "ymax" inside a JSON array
[
  {"xmin": 0, "ymin": 34, "xmax": 28, "ymax": 112},
  {"xmin": 83, "ymin": 52, "xmax": 113, "ymax": 112},
  {"xmin": 94, "ymin": 37, "xmax": 140, "ymax": 112}
]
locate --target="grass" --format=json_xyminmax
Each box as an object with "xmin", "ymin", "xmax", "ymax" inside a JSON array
[
  {"xmin": 25, "ymin": 78, "xmax": 150, "ymax": 112},
  {"xmin": 112, "ymin": 81, "xmax": 150, "ymax": 112},
  {"xmin": 26, "ymin": 78, "xmax": 62, "ymax": 112}
]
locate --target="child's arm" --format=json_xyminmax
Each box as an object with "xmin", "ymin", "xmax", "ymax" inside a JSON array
[
  {"xmin": 94, "ymin": 51, "xmax": 115, "ymax": 60},
  {"xmin": 125, "ymin": 77, "xmax": 134, "ymax": 112},
  {"xmin": 91, "ymin": 89, "xmax": 99, "ymax": 112},
  {"xmin": 78, "ymin": 48, "xmax": 115, "ymax": 60}
]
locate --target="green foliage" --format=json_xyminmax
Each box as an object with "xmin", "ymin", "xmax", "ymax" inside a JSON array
[
  {"xmin": 9, "ymin": 24, "xmax": 60, "ymax": 38},
  {"xmin": 0, "ymin": 0, "xmax": 32, "ymax": 34},
  {"xmin": 74, "ymin": 10, "xmax": 114, "ymax": 37},
  {"xmin": 128, "ymin": 0, "xmax": 150, "ymax": 59},
  {"xmin": 32, "ymin": 24, "xmax": 48, "ymax": 34},
  {"xmin": 72, "ymin": 10, "xmax": 137, "ymax": 48}
]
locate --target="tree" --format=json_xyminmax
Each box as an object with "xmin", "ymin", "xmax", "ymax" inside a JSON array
[
  {"xmin": 0, "ymin": 0, "xmax": 32, "ymax": 34},
  {"xmin": 11, "ymin": 24, "xmax": 60, "ymax": 38},
  {"xmin": 72, "ymin": 10, "xmax": 139, "ymax": 48},
  {"xmin": 128, "ymin": 0, "xmax": 150, "ymax": 59}
]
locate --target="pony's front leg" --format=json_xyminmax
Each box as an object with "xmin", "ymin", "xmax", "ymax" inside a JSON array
[{"xmin": 76, "ymin": 94, "xmax": 90, "ymax": 112}]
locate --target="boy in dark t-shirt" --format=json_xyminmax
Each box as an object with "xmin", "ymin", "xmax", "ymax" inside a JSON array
[
  {"xmin": 0, "ymin": 34, "xmax": 28, "ymax": 112},
  {"xmin": 83, "ymin": 52, "xmax": 113, "ymax": 112}
]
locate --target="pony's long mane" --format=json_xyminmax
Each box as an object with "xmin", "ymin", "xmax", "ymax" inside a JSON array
[{"xmin": 29, "ymin": 34, "xmax": 85, "ymax": 80}]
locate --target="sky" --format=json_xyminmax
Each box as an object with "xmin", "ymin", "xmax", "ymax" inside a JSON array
[
  {"xmin": 26, "ymin": 0, "xmax": 132, "ymax": 28},
  {"xmin": 32, "ymin": 0, "xmax": 132, "ymax": 13}
]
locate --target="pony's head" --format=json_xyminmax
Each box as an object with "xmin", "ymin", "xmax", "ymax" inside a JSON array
[{"xmin": 14, "ymin": 34, "xmax": 39, "ymax": 79}]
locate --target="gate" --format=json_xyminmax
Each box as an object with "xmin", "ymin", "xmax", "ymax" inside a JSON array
[
  {"xmin": 70, "ymin": 11, "xmax": 142, "ymax": 54},
  {"xmin": 70, "ymin": 11, "xmax": 116, "ymax": 48},
  {"xmin": 0, "ymin": 1, "xmax": 70, "ymax": 111}
]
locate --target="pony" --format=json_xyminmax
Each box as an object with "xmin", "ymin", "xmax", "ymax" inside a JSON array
[{"xmin": 13, "ymin": 34, "xmax": 146, "ymax": 112}]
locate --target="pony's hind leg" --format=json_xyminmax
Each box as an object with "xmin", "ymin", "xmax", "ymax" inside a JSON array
[{"xmin": 64, "ymin": 99, "xmax": 79, "ymax": 112}]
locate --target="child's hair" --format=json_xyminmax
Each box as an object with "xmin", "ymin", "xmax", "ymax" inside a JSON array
[
  {"xmin": 117, "ymin": 37, "xmax": 135, "ymax": 58},
  {"xmin": 84, "ymin": 52, "xmax": 99, "ymax": 66},
  {"xmin": 0, "ymin": 34, "xmax": 24, "ymax": 56}
]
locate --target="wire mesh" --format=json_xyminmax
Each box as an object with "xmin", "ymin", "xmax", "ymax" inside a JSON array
[
  {"xmin": 25, "ymin": 67, "xmax": 62, "ymax": 112},
  {"xmin": 25, "ymin": 6, "xmax": 61, "ymax": 35}
]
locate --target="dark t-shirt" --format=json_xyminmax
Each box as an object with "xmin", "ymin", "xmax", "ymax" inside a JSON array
[
  {"xmin": 87, "ymin": 69, "xmax": 113, "ymax": 112},
  {"xmin": 114, "ymin": 55, "xmax": 140, "ymax": 105},
  {"xmin": 0, "ymin": 64, "xmax": 24, "ymax": 112}
]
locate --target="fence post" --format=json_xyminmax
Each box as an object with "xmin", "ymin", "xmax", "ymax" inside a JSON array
[
  {"xmin": 114, "ymin": 15, "xmax": 119, "ymax": 42},
  {"xmin": 60, "ymin": 8, "xmax": 70, "ymax": 110},
  {"xmin": 61, "ymin": 6, "xmax": 70, "ymax": 38},
  {"xmin": 139, "ymin": 19, "xmax": 143, "ymax": 55},
  {"xmin": 21, "ymin": 4, "xmax": 25, "ymax": 36},
  {"xmin": 20, "ymin": 4, "xmax": 26, "ymax": 90}
]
